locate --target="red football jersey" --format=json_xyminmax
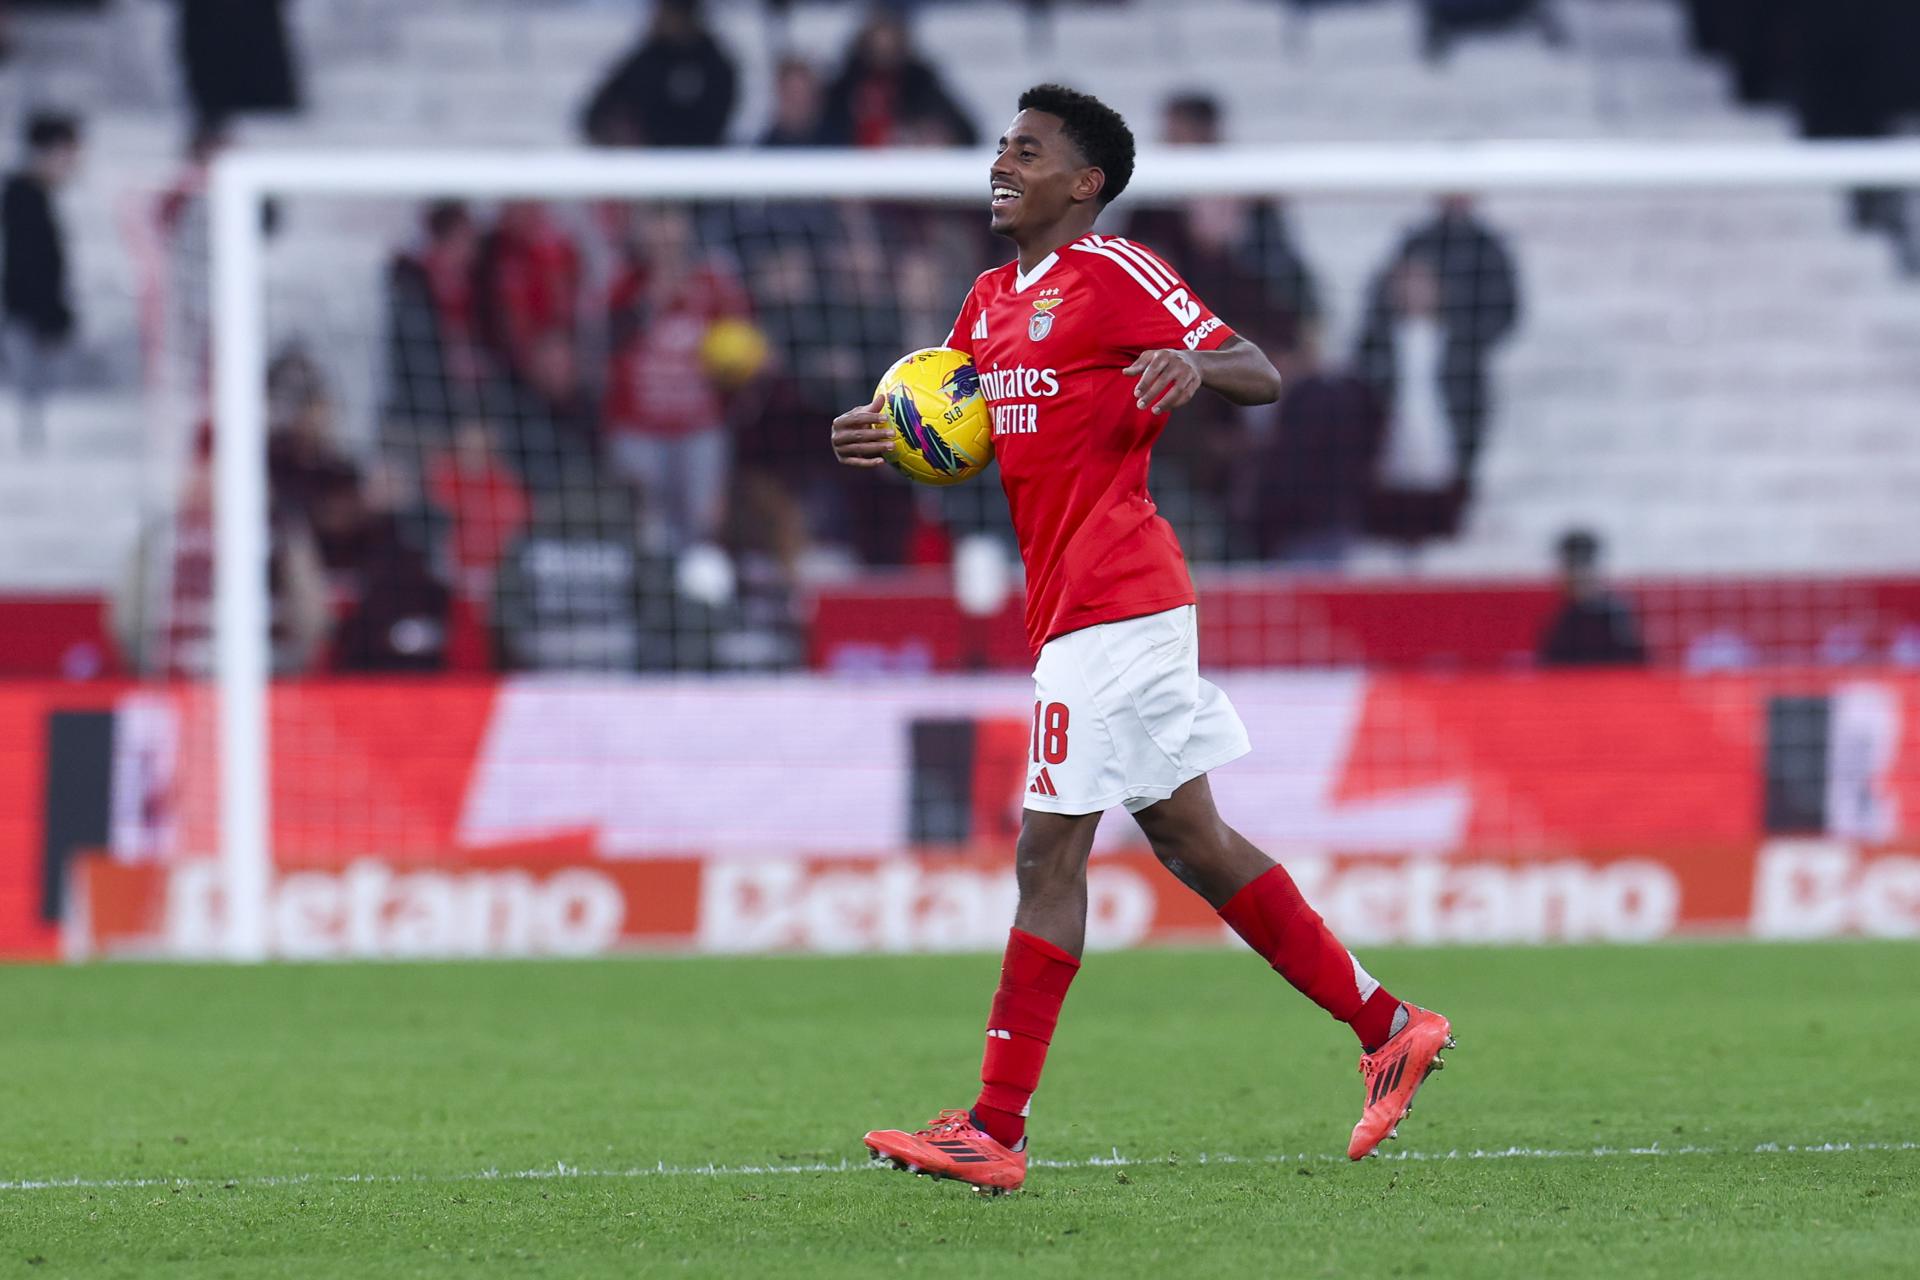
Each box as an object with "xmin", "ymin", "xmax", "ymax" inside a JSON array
[{"xmin": 945, "ymin": 232, "xmax": 1237, "ymax": 653}]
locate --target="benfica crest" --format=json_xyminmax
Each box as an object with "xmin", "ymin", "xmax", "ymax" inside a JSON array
[{"xmin": 1029, "ymin": 297, "xmax": 1062, "ymax": 341}]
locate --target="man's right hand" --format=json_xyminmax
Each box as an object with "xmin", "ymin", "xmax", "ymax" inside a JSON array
[{"xmin": 831, "ymin": 395, "xmax": 894, "ymax": 469}]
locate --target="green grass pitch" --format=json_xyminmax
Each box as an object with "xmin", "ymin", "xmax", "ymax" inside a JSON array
[{"xmin": 1, "ymin": 941, "xmax": 1914, "ymax": 1277}]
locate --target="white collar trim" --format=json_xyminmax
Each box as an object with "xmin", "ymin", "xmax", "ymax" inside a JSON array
[{"xmin": 1013, "ymin": 252, "xmax": 1058, "ymax": 293}]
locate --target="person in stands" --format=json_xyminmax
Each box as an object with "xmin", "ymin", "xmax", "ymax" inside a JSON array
[
  {"xmin": 601, "ymin": 204, "xmax": 754, "ymax": 551},
  {"xmin": 580, "ymin": 0, "xmax": 737, "ymax": 147},
  {"xmin": 819, "ymin": 9, "xmax": 977, "ymax": 148},
  {"xmin": 1123, "ymin": 93, "xmax": 1320, "ymax": 342},
  {"xmin": 2, "ymin": 112, "xmax": 81, "ymax": 451},
  {"xmin": 386, "ymin": 200, "xmax": 488, "ymax": 432},
  {"xmin": 1356, "ymin": 197, "xmax": 1520, "ymax": 547},
  {"xmin": 759, "ymin": 55, "xmax": 830, "ymax": 148},
  {"xmin": 1538, "ymin": 528, "xmax": 1649, "ymax": 668}
]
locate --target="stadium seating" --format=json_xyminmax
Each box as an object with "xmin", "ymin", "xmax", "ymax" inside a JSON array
[{"xmin": 1, "ymin": 0, "xmax": 1916, "ymax": 599}]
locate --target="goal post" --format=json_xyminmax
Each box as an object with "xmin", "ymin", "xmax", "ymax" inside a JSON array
[
  {"xmin": 203, "ymin": 140, "xmax": 1920, "ymax": 961},
  {"xmin": 209, "ymin": 155, "xmax": 273, "ymax": 961}
]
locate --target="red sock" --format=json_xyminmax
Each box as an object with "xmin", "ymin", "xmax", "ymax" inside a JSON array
[
  {"xmin": 1219, "ymin": 865, "xmax": 1401, "ymax": 1051},
  {"xmin": 972, "ymin": 927, "xmax": 1080, "ymax": 1149}
]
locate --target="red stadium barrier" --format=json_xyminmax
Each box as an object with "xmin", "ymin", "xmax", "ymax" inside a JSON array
[
  {"xmin": 5, "ymin": 573, "xmax": 1919, "ymax": 678},
  {"xmin": 809, "ymin": 571, "xmax": 1920, "ymax": 671}
]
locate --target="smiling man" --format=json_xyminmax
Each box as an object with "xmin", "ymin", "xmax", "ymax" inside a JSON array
[{"xmin": 830, "ymin": 84, "xmax": 1453, "ymax": 1194}]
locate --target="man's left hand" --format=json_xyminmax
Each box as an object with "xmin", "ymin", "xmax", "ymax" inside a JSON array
[{"xmin": 1124, "ymin": 349, "xmax": 1202, "ymax": 414}]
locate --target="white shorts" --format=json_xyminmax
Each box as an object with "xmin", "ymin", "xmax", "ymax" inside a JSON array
[{"xmin": 1023, "ymin": 605, "xmax": 1251, "ymax": 816}]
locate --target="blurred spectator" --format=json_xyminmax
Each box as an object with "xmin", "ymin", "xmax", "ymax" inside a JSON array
[
  {"xmin": 387, "ymin": 200, "xmax": 487, "ymax": 431},
  {"xmin": 733, "ymin": 176, "xmax": 983, "ymax": 565},
  {"xmin": 1420, "ymin": 0, "xmax": 1564, "ymax": 62},
  {"xmin": 1786, "ymin": 3, "xmax": 1896, "ymax": 141},
  {"xmin": 492, "ymin": 481, "xmax": 719, "ymax": 672},
  {"xmin": 760, "ymin": 56, "xmax": 829, "ymax": 147},
  {"xmin": 488, "ymin": 326, "xmax": 598, "ymax": 495},
  {"xmin": 717, "ymin": 471, "xmax": 807, "ymax": 670},
  {"xmin": 2, "ymin": 112, "xmax": 81, "ymax": 451},
  {"xmin": 737, "ymin": 369, "xmax": 915, "ymax": 569},
  {"xmin": 1357, "ymin": 255, "xmax": 1467, "ymax": 544},
  {"xmin": 602, "ymin": 204, "xmax": 755, "ymax": 551},
  {"xmin": 581, "ymin": 0, "xmax": 737, "ymax": 147},
  {"xmin": 735, "ymin": 236, "xmax": 919, "ymax": 567},
  {"xmin": 1685, "ymin": 1, "xmax": 1920, "ymax": 126},
  {"xmin": 1119, "ymin": 93, "xmax": 1323, "ymax": 562},
  {"xmin": 1357, "ymin": 198, "xmax": 1519, "ymax": 543},
  {"xmin": 1247, "ymin": 334, "xmax": 1385, "ymax": 568},
  {"xmin": 152, "ymin": 123, "xmax": 279, "ymax": 409},
  {"xmin": 1538, "ymin": 529, "xmax": 1648, "ymax": 668},
  {"xmin": 113, "ymin": 428, "xmax": 329, "ymax": 678},
  {"xmin": 820, "ymin": 10, "xmax": 977, "ymax": 148},
  {"xmin": 176, "ymin": 0, "xmax": 301, "ymax": 127},
  {"xmin": 332, "ymin": 517, "xmax": 450, "ymax": 672},
  {"xmin": 1124, "ymin": 93, "xmax": 1321, "ymax": 344},
  {"xmin": 1685, "ymin": 2, "xmax": 1920, "ymax": 268},
  {"xmin": 267, "ymin": 346, "xmax": 324, "ymax": 429},
  {"xmin": 1394, "ymin": 196, "xmax": 1519, "ymax": 370},
  {"xmin": 156, "ymin": 122, "xmax": 227, "ymax": 238},
  {"xmin": 474, "ymin": 202, "xmax": 581, "ymax": 389},
  {"xmin": 152, "ymin": 122, "xmax": 234, "ymax": 400},
  {"xmin": 739, "ymin": 209, "xmax": 897, "ymax": 414},
  {"xmin": 332, "ymin": 462, "xmax": 452, "ymax": 674},
  {"xmin": 266, "ymin": 367, "xmax": 366, "ymax": 573},
  {"xmin": 1146, "ymin": 348, "xmax": 1246, "ymax": 565},
  {"xmin": 1782, "ymin": 2, "xmax": 1920, "ymax": 269},
  {"xmin": 1682, "ymin": 0, "xmax": 1788, "ymax": 104},
  {"xmin": 427, "ymin": 418, "xmax": 530, "ymax": 601}
]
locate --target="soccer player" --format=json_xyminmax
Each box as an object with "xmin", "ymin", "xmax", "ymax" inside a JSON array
[{"xmin": 829, "ymin": 84, "xmax": 1453, "ymax": 1194}]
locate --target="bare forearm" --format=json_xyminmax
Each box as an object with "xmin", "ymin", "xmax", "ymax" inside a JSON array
[
  {"xmin": 1192, "ymin": 336, "xmax": 1282, "ymax": 406},
  {"xmin": 1125, "ymin": 335, "xmax": 1282, "ymax": 414}
]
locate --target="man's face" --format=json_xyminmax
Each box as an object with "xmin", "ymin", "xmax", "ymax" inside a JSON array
[
  {"xmin": 989, "ymin": 109, "xmax": 1096, "ymax": 238},
  {"xmin": 775, "ymin": 65, "xmax": 818, "ymax": 125},
  {"xmin": 37, "ymin": 142, "xmax": 79, "ymax": 187},
  {"xmin": 634, "ymin": 205, "xmax": 692, "ymax": 261},
  {"xmin": 654, "ymin": 1, "xmax": 697, "ymax": 41},
  {"xmin": 1562, "ymin": 560, "xmax": 1599, "ymax": 599},
  {"xmin": 861, "ymin": 17, "xmax": 907, "ymax": 70},
  {"xmin": 530, "ymin": 332, "xmax": 577, "ymax": 400},
  {"xmin": 1163, "ymin": 107, "xmax": 1216, "ymax": 147},
  {"xmin": 499, "ymin": 202, "xmax": 539, "ymax": 235},
  {"xmin": 432, "ymin": 216, "xmax": 477, "ymax": 264},
  {"xmin": 453, "ymin": 419, "xmax": 495, "ymax": 467},
  {"xmin": 293, "ymin": 395, "xmax": 332, "ymax": 444},
  {"xmin": 1392, "ymin": 259, "xmax": 1441, "ymax": 318}
]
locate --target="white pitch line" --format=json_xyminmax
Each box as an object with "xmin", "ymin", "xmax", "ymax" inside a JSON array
[{"xmin": 1, "ymin": 1141, "xmax": 1912, "ymax": 1194}]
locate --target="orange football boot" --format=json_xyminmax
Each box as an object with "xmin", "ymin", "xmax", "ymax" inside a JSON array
[
  {"xmin": 863, "ymin": 1109, "xmax": 1027, "ymax": 1195},
  {"xmin": 1349, "ymin": 1005, "xmax": 1455, "ymax": 1160}
]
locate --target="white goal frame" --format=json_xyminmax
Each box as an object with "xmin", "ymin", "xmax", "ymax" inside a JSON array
[{"xmin": 209, "ymin": 139, "xmax": 1920, "ymax": 959}]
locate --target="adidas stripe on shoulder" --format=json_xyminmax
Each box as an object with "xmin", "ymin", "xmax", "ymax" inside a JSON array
[{"xmin": 1071, "ymin": 234, "xmax": 1179, "ymax": 299}]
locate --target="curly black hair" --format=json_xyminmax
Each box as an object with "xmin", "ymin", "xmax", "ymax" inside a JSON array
[{"xmin": 1017, "ymin": 84, "xmax": 1135, "ymax": 206}]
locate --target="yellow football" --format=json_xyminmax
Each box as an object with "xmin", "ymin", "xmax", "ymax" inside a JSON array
[{"xmin": 874, "ymin": 347, "xmax": 992, "ymax": 486}]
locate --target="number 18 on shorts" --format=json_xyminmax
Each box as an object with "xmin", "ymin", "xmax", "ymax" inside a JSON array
[{"xmin": 1023, "ymin": 605, "xmax": 1251, "ymax": 817}]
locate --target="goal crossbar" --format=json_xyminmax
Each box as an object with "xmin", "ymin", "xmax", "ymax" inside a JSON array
[{"xmin": 216, "ymin": 140, "xmax": 1920, "ymax": 201}]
